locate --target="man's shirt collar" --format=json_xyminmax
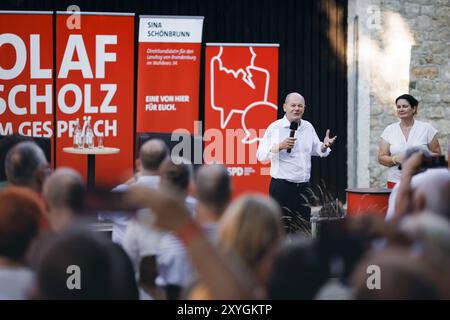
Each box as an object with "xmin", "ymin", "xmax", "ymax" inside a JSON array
[{"xmin": 281, "ymin": 116, "xmax": 301, "ymax": 129}]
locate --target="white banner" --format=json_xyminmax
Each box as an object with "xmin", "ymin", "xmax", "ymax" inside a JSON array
[{"xmin": 139, "ymin": 16, "xmax": 204, "ymax": 43}]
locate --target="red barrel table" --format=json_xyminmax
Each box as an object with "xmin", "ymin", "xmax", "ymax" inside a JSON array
[{"xmin": 346, "ymin": 188, "xmax": 392, "ymax": 218}]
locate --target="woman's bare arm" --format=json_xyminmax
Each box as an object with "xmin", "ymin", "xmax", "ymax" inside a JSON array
[
  {"xmin": 428, "ymin": 136, "xmax": 442, "ymax": 156},
  {"xmin": 378, "ymin": 139, "xmax": 398, "ymax": 167}
]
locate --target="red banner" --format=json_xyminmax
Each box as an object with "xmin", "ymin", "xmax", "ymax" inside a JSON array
[
  {"xmin": 205, "ymin": 44, "xmax": 279, "ymax": 197},
  {"xmin": 136, "ymin": 16, "xmax": 203, "ymax": 133},
  {"xmin": 0, "ymin": 11, "xmax": 54, "ymax": 163},
  {"xmin": 55, "ymin": 12, "xmax": 135, "ymax": 187}
]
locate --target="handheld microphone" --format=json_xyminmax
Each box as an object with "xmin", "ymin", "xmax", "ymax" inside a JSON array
[{"xmin": 287, "ymin": 121, "xmax": 298, "ymax": 153}]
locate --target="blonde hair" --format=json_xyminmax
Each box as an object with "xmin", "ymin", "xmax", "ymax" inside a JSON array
[{"xmin": 218, "ymin": 194, "xmax": 284, "ymax": 272}]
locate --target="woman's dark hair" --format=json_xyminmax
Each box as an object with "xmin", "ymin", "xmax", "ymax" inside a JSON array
[
  {"xmin": 395, "ymin": 94, "xmax": 418, "ymax": 107},
  {"xmin": 396, "ymin": 94, "xmax": 419, "ymax": 115}
]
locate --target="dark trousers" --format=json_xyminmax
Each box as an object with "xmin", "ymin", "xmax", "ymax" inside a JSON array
[{"xmin": 269, "ymin": 178, "xmax": 313, "ymax": 221}]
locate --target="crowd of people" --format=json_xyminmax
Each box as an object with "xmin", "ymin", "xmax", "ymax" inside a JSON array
[{"xmin": 0, "ymin": 94, "xmax": 449, "ymax": 299}]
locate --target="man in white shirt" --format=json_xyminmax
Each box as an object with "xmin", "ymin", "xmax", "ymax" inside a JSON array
[
  {"xmin": 98, "ymin": 139, "xmax": 169, "ymax": 244},
  {"xmin": 256, "ymin": 92, "xmax": 337, "ymax": 220},
  {"xmin": 155, "ymin": 164, "xmax": 230, "ymax": 298},
  {"xmin": 124, "ymin": 157, "xmax": 197, "ymax": 299}
]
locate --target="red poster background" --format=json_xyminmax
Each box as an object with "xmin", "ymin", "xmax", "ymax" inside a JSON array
[
  {"xmin": 0, "ymin": 12, "xmax": 54, "ymax": 164},
  {"xmin": 55, "ymin": 14, "xmax": 134, "ymax": 187},
  {"xmin": 205, "ymin": 45, "xmax": 279, "ymax": 198},
  {"xmin": 136, "ymin": 42, "xmax": 201, "ymax": 133}
]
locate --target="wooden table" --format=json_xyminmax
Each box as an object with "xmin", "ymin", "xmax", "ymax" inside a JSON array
[{"xmin": 63, "ymin": 147, "xmax": 120, "ymax": 189}]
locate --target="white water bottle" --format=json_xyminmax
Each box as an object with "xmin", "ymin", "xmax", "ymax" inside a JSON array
[
  {"xmin": 84, "ymin": 117, "xmax": 95, "ymax": 149},
  {"xmin": 73, "ymin": 118, "xmax": 82, "ymax": 148}
]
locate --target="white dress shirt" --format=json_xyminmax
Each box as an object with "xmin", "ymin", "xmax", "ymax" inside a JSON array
[
  {"xmin": 124, "ymin": 195, "xmax": 197, "ymax": 273},
  {"xmin": 156, "ymin": 224, "xmax": 218, "ymax": 288},
  {"xmin": 381, "ymin": 120, "xmax": 437, "ymax": 183},
  {"xmin": 97, "ymin": 175, "xmax": 161, "ymax": 245},
  {"xmin": 256, "ymin": 116, "xmax": 331, "ymax": 183}
]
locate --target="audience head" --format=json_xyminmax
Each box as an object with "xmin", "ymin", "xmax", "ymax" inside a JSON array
[
  {"xmin": 195, "ymin": 164, "xmax": 231, "ymax": 217},
  {"xmin": 44, "ymin": 168, "xmax": 85, "ymax": 212},
  {"xmin": 267, "ymin": 238, "xmax": 328, "ymax": 299},
  {"xmin": 400, "ymin": 213, "xmax": 450, "ymax": 259},
  {"xmin": 159, "ymin": 157, "xmax": 192, "ymax": 195},
  {"xmin": 43, "ymin": 168, "xmax": 86, "ymax": 232},
  {"xmin": 351, "ymin": 247, "xmax": 442, "ymax": 299},
  {"xmin": 0, "ymin": 187, "xmax": 42, "ymax": 262},
  {"xmin": 139, "ymin": 139, "xmax": 169, "ymax": 173},
  {"xmin": 5, "ymin": 141, "xmax": 50, "ymax": 193},
  {"xmin": 35, "ymin": 231, "xmax": 115, "ymax": 299},
  {"xmin": 218, "ymin": 194, "xmax": 283, "ymax": 281},
  {"xmin": 412, "ymin": 170, "xmax": 450, "ymax": 219},
  {"xmin": 0, "ymin": 134, "xmax": 30, "ymax": 182},
  {"xmin": 317, "ymin": 215, "xmax": 411, "ymax": 284},
  {"xmin": 404, "ymin": 146, "xmax": 430, "ymax": 161}
]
